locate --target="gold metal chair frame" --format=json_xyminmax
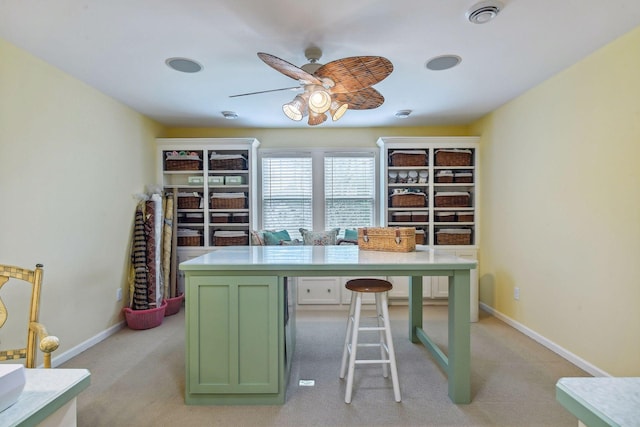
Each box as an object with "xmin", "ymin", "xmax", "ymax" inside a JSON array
[{"xmin": 0, "ymin": 263, "xmax": 59, "ymax": 368}]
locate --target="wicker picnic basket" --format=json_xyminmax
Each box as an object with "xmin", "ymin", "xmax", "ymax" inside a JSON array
[
  {"xmin": 390, "ymin": 192, "xmax": 426, "ymax": 207},
  {"xmin": 434, "ymin": 192, "xmax": 470, "ymax": 207},
  {"xmin": 357, "ymin": 227, "xmax": 416, "ymax": 252},
  {"xmin": 389, "ymin": 150, "xmax": 428, "ymax": 167},
  {"xmin": 435, "ymin": 149, "xmax": 472, "ymax": 166},
  {"xmin": 213, "ymin": 230, "xmax": 248, "ymax": 246},
  {"xmin": 436, "ymin": 228, "xmax": 472, "ymax": 245},
  {"xmin": 209, "ymin": 154, "xmax": 247, "ymax": 170},
  {"xmin": 210, "ymin": 193, "xmax": 246, "ymax": 209}
]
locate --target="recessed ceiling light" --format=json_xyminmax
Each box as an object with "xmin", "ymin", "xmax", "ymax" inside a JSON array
[
  {"xmin": 222, "ymin": 111, "xmax": 238, "ymax": 120},
  {"xmin": 426, "ymin": 55, "xmax": 462, "ymax": 71},
  {"xmin": 395, "ymin": 110, "xmax": 412, "ymax": 119},
  {"xmin": 165, "ymin": 57, "xmax": 203, "ymax": 73},
  {"xmin": 466, "ymin": 1, "xmax": 503, "ymax": 24}
]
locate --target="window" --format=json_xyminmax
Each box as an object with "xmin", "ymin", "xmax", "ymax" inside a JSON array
[
  {"xmin": 324, "ymin": 155, "xmax": 376, "ymax": 230},
  {"xmin": 260, "ymin": 150, "xmax": 377, "ymax": 239}
]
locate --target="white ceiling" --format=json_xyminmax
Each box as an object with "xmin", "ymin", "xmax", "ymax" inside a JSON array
[{"xmin": 2, "ymin": 1, "xmax": 640, "ymax": 129}]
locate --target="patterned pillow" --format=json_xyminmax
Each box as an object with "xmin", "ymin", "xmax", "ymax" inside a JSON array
[{"xmin": 299, "ymin": 228, "xmax": 340, "ymax": 246}]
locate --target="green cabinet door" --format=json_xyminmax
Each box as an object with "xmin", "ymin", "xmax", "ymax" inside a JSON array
[{"xmin": 187, "ymin": 275, "xmax": 279, "ymax": 395}]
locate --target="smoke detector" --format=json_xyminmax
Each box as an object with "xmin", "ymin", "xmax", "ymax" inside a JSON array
[{"xmin": 466, "ymin": 1, "xmax": 504, "ymax": 24}]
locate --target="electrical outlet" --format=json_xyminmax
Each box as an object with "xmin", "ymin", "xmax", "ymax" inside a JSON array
[
  {"xmin": 514, "ymin": 287, "xmax": 520, "ymax": 300},
  {"xmin": 116, "ymin": 288, "xmax": 123, "ymax": 301}
]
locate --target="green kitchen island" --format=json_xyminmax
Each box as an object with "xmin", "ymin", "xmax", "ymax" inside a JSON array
[{"xmin": 179, "ymin": 245, "xmax": 476, "ymax": 405}]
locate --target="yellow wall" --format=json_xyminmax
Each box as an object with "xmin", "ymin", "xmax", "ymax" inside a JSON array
[
  {"xmin": 0, "ymin": 38, "xmax": 163, "ymax": 363},
  {"xmin": 471, "ymin": 27, "xmax": 640, "ymax": 375}
]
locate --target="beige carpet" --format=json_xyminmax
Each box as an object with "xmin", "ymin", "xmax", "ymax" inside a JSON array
[{"xmin": 60, "ymin": 305, "xmax": 588, "ymax": 426}]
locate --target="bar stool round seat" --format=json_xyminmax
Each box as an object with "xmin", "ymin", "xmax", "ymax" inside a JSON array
[
  {"xmin": 340, "ymin": 278, "xmax": 400, "ymax": 403},
  {"xmin": 345, "ymin": 278, "xmax": 393, "ymax": 293}
]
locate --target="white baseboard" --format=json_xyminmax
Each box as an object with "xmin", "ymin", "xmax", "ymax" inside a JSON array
[
  {"xmin": 50, "ymin": 321, "xmax": 125, "ymax": 367},
  {"xmin": 479, "ymin": 302, "xmax": 609, "ymax": 377}
]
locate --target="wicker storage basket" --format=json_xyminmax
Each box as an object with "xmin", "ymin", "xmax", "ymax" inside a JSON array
[
  {"xmin": 177, "ymin": 193, "xmax": 202, "ymax": 209},
  {"xmin": 358, "ymin": 227, "xmax": 416, "ymax": 252},
  {"xmin": 165, "ymin": 151, "xmax": 202, "ymax": 171},
  {"xmin": 435, "ymin": 149, "xmax": 472, "ymax": 166},
  {"xmin": 163, "ymin": 293, "xmax": 184, "ymax": 316},
  {"xmin": 232, "ymin": 213, "xmax": 249, "ymax": 223},
  {"xmin": 211, "ymin": 213, "xmax": 230, "ymax": 223},
  {"xmin": 415, "ymin": 229, "xmax": 426, "ymax": 245},
  {"xmin": 210, "ymin": 193, "xmax": 246, "ymax": 209},
  {"xmin": 389, "ymin": 150, "xmax": 427, "ymax": 167},
  {"xmin": 454, "ymin": 172, "xmax": 473, "ymax": 183},
  {"xmin": 392, "ymin": 212, "xmax": 412, "ymax": 222},
  {"xmin": 390, "ymin": 192, "xmax": 426, "ymax": 207},
  {"xmin": 123, "ymin": 300, "xmax": 167, "ymax": 330},
  {"xmin": 209, "ymin": 154, "xmax": 246, "ymax": 170},
  {"xmin": 411, "ymin": 212, "xmax": 428, "ymax": 222},
  {"xmin": 213, "ymin": 230, "xmax": 248, "ymax": 246},
  {"xmin": 436, "ymin": 212, "xmax": 456, "ymax": 222},
  {"xmin": 434, "ymin": 192, "xmax": 470, "ymax": 207},
  {"xmin": 177, "ymin": 235, "xmax": 202, "ymax": 246},
  {"xmin": 181, "ymin": 213, "xmax": 204, "ymax": 223},
  {"xmin": 435, "ymin": 170, "xmax": 454, "ymax": 183},
  {"xmin": 456, "ymin": 212, "xmax": 474, "ymax": 222},
  {"xmin": 436, "ymin": 229, "xmax": 472, "ymax": 245}
]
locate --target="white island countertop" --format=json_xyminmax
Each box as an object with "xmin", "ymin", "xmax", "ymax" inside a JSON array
[
  {"xmin": 180, "ymin": 245, "xmax": 476, "ymax": 272},
  {"xmin": 556, "ymin": 377, "xmax": 640, "ymax": 427},
  {"xmin": 2, "ymin": 368, "xmax": 90, "ymax": 427}
]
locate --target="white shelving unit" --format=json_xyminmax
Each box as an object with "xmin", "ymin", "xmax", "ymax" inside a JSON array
[
  {"xmin": 156, "ymin": 138, "xmax": 260, "ymax": 292},
  {"xmin": 377, "ymin": 137, "xmax": 480, "ymax": 321}
]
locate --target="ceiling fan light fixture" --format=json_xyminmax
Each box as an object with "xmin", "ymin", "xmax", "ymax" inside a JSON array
[
  {"xmin": 307, "ymin": 87, "xmax": 332, "ymax": 114},
  {"xmin": 283, "ymin": 95, "xmax": 308, "ymax": 121},
  {"xmin": 330, "ymin": 101, "xmax": 348, "ymax": 121},
  {"xmin": 308, "ymin": 111, "xmax": 327, "ymax": 126}
]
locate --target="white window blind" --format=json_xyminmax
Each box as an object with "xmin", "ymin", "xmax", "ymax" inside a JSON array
[
  {"xmin": 324, "ymin": 155, "xmax": 376, "ymax": 231},
  {"xmin": 261, "ymin": 156, "xmax": 313, "ymax": 239}
]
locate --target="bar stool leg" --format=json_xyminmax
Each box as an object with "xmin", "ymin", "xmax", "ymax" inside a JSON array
[
  {"xmin": 339, "ymin": 291, "xmax": 357, "ymax": 379},
  {"xmin": 376, "ymin": 293, "xmax": 390, "ymax": 378},
  {"xmin": 381, "ymin": 292, "xmax": 401, "ymax": 402},
  {"xmin": 344, "ymin": 292, "xmax": 363, "ymax": 404}
]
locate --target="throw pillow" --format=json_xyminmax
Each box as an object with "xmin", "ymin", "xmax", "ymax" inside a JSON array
[
  {"xmin": 263, "ymin": 230, "xmax": 292, "ymax": 246},
  {"xmin": 299, "ymin": 228, "xmax": 340, "ymax": 246},
  {"xmin": 344, "ymin": 228, "xmax": 358, "ymax": 240}
]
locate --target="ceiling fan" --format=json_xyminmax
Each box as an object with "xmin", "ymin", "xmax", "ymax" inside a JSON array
[{"xmin": 230, "ymin": 47, "xmax": 393, "ymax": 126}]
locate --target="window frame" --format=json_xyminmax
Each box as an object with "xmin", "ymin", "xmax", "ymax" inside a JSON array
[{"xmin": 258, "ymin": 148, "xmax": 380, "ymax": 234}]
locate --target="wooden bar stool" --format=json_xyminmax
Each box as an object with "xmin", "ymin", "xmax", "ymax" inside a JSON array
[{"xmin": 339, "ymin": 278, "xmax": 400, "ymax": 403}]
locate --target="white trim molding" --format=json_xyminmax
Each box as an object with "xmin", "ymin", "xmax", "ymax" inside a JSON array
[
  {"xmin": 479, "ymin": 302, "xmax": 610, "ymax": 377},
  {"xmin": 49, "ymin": 321, "xmax": 125, "ymax": 368}
]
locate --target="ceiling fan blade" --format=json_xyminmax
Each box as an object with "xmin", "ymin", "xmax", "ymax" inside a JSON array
[
  {"xmin": 229, "ymin": 86, "xmax": 301, "ymax": 98},
  {"xmin": 257, "ymin": 52, "xmax": 323, "ymax": 85},
  {"xmin": 333, "ymin": 87, "xmax": 385, "ymax": 110},
  {"xmin": 316, "ymin": 56, "xmax": 393, "ymax": 94}
]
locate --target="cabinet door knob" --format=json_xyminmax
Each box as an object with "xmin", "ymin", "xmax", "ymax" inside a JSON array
[
  {"xmin": 306, "ymin": 289, "xmax": 310, "ymax": 293},
  {"xmin": 327, "ymin": 289, "xmax": 331, "ymax": 293}
]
